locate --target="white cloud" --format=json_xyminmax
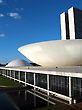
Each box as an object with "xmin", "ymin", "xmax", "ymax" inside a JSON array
[
  {"xmin": 8, "ymin": 12, "xmax": 21, "ymax": 19},
  {"xmin": 15, "ymin": 8, "xmax": 24, "ymax": 11},
  {"xmin": 0, "ymin": 13, "xmax": 4, "ymax": 17},
  {"xmin": 15, "ymin": 8, "xmax": 20, "ymax": 11},
  {"xmin": 0, "ymin": 0, "xmax": 3, "ymax": 4},
  {"xmin": 0, "ymin": 33, "xmax": 5, "ymax": 37},
  {"xmin": 20, "ymin": 8, "xmax": 24, "ymax": 11}
]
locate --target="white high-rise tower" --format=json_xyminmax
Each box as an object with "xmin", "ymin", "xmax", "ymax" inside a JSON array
[{"xmin": 60, "ymin": 7, "xmax": 82, "ymax": 40}]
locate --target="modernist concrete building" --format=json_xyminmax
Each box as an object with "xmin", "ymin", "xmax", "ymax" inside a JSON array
[
  {"xmin": 18, "ymin": 39, "xmax": 82, "ymax": 67},
  {"xmin": 60, "ymin": 7, "xmax": 82, "ymax": 40},
  {"xmin": 1, "ymin": 7, "xmax": 82, "ymax": 104},
  {"xmin": 6, "ymin": 59, "xmax": 31, "ymax": 67},
  {"xmin": 18, "ymin": 7, "xmax": 82, "ymax": 67}
]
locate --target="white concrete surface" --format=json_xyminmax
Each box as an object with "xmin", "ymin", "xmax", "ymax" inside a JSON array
[{"xmin": 18, "ymin": 39, "xmax": 82, "ymax": 67}]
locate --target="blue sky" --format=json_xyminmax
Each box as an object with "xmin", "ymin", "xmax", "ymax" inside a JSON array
[{"xmin": 0, "ymin": 0, "xmax": 82, "ymax": 63}]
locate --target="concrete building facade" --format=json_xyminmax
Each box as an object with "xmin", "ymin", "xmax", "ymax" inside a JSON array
[{"xmin": 60, "ymin": 7, "xmax": 82, "ymax": 40}]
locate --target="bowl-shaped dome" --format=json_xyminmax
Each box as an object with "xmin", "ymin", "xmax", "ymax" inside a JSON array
[
  {"xmin": 6, "ymin": 59, "xmax": 31, "ymax": 67},
  {"xmin": 18, "ymin": 39, "xmax": 82, "ymax": 67}
]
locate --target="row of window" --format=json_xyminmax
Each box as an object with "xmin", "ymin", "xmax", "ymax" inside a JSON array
[{"xmin": 0, "ymin": 69, "xmax": 82, "ymax": 98}]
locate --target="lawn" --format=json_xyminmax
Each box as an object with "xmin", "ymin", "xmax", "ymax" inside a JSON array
[{"xmin": 0, "ymin": 75, "xmax": 22, "ymax": 87}]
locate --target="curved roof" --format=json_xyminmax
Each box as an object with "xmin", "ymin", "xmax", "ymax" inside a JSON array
[
  {"xmin": 18, "ymin": 39, "xmax": 82, "ymax": 67},
  {"xmin": 6, "ymin": 59, "xmax": 31, "ymax": 67}
]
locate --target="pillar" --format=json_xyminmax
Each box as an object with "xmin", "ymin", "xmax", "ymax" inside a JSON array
[
  {"xmin": 7, "ymin": 70, "xmax": 8, "ymax": 77},
  {"xmin": 14, "ymin": 71, "xmax": 15, "ymax": 81},
  {"xmin": 47, "ymin": 74, "xmax": 49, "ymax": 95},
  {"xmin": 1, "ymin": 69, "xmax": 2, "ymax": 75},
  {"xmin": 18, "ymin": 71, "xmax": 20, "ymax": 83},
  {"xmin": 34, "ymin": 73, "xmax": 36, "ymax": 90},
  {"xmin": 10, "ymin": 70, "xmax": 11, "ymax": 79},
  {"xmin": 25, "ymin": 72, "xmax": 26, "ymax": 86},
  {"xmin": 69, "ymin": 76, "xmax": 72, "ymax": 104}
]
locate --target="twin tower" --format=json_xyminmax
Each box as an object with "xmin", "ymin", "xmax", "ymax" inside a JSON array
[{"xmin": 60, "ymin": 7, "xmax": 82, "ymax": 40}]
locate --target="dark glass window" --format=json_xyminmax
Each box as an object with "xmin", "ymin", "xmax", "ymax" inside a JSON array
[{"xmin": 36, "ymin": 73, "xmax": 47, "ymax": 89}]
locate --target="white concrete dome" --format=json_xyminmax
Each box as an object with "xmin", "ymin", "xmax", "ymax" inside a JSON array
[
  {"xmin": 18, "ymin": 39, "xmax": 82, "ymax": 67},
  {"xmin": 6, "ymin": 59, "xmax": 31, "ymax": 67}
]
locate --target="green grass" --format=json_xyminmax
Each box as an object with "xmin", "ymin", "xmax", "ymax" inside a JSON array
[{"xmin": 0, "ymin": 75, "xmax": 22, "ymax": 87}]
